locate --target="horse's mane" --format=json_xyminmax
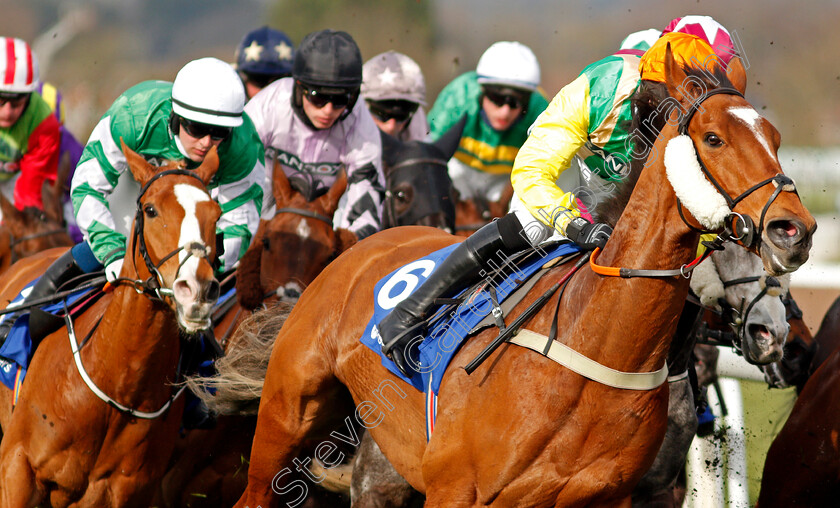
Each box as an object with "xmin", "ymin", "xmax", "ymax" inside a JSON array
[{"xmin": 593, "ymin": 64, "xmax": 735, "ymax": 227}]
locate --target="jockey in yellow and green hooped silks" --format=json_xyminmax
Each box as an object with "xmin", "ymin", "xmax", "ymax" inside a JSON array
[{"xmin": 378, "ymin": 17, "xmax": 747, "ymax": 378}]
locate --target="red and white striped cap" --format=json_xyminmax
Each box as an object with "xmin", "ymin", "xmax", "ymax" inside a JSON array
[
  {"xmin": 0, "ymin": 37, "xmax": 38, "ymax": 93},
  {"xmin": 662, "ymin": 16, "xmax": 736, "ymax": 65}
]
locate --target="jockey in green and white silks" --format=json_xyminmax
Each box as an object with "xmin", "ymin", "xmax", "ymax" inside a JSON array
[
  {"xmin": 428, "ymin": 41, "xmax": 549, "ymax": 201},
  {"xmin": 72, "ymin": 77, "xmax": 264, "ymax": 276}
]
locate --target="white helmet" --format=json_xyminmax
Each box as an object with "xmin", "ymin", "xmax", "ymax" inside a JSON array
[
  {"xmin": 361, "ymin": 51, "xmax": 426, "ymax": 106},
  {"xmin": 0, "ymin": 37, "xmax": 38, "ymax": 93},
  {"xmin": 619, "ymin": 29, "xmax": 661, "ymax": 52},
  {"xmin": 476, "ymin": 41, "xmax": 540, "ymax": 92},
  {"xmin": 172, "ymin": 57, "xmax": 245, "ymax": 128}
]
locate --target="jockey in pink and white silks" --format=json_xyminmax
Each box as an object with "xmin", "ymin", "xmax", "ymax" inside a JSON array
[{"xmin": 245, "ymin": 29, "xmax": 385, "ymax": 240}]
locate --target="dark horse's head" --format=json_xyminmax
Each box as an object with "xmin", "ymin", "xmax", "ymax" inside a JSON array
[{"xmin": 380, "ymin": 132, "xmax": 456, "ymax": 233}]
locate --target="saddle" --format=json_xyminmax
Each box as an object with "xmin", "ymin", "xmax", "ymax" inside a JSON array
[{"xmin": 361, "ymin": 241, "xmax": 582, "ymax": 393}]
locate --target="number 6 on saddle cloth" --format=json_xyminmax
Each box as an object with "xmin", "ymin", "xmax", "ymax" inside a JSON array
[{"xmin": 361, "ymin": 241, "xmax": 581, "ymax": 394}]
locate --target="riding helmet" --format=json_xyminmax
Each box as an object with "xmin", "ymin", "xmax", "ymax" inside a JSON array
[
  {"xmin": 172, "ymin": 57, "xmax": 245, "ymax": 127},
  {"xmin": 293, "ymin": 29, "xmax": 363, "ymax": 89},
  {"xmin": 476, "ymin": 41, "xmax": 540, "ymax": 92},
  {"xmin": 235, "ymin": 26, "xmax": 295, "ymax": 77},
  {"xmin": 0, "ymin": 37, "xmax": 38, "ymax": 93}
]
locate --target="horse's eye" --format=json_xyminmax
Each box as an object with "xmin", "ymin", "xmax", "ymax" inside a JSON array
[
  {"xmin": 262, "ymin": 237, "xmax": 270, "ymax": 249},
  {"xmin": 396, "ymin": 191, "xmax": 406, "ymax": 200},
  {"xmin": 705, "ymin": 133, "xmax": 723, "ymax": 147},
  {"xmin": 144, "ymin": 204, "xmax": 158, "ymax": 218}
]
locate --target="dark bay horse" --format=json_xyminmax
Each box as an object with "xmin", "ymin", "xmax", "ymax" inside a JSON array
[
  {"xmin": 380, "ymin": 133, "xmax": 456, "ymax": 234},
  {"xmin": 0, "ymin": 142, "xmax": 221, "ymax": 506},
  {"xmin": 0, "ymin": 156, "xmax": 74, "ymax": 273},
  {"xmin": 234, "ymin": 52, "xmax": 814, "ymax": 507},
  {"xmin": 756, "ymin": 294, "xmax": 840, "ymax": 507}
]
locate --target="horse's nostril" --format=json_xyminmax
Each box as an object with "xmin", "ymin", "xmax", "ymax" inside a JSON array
[{"xmin": 205, "ymin": 280, "xmax": 220, "ymax": 302}]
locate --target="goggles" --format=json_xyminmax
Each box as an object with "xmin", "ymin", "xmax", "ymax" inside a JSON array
[
  {"xmin": 482, "ymin": 87, "xmax": 530, "ymax": 110},
  {"xmin": 301, "ymin": 85, "xmax": 356, "ymax": 109},
  {"xmin": 0, "ymin": 92, "xmax": 30, "ymax": 107},
  {"xmin": 179, "ymin": 117, "xmax": 232, "ymax": 141},
  {"xmin": 367, "ymin": 100, "xmax": 419, "ymax": 123}
]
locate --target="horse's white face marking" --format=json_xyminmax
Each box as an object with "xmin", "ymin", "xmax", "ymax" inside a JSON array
[
  {"xmin": 174, "ymin": 183, "xmax": 211, "ymax": 279},
  {"xmin": 296, "ymin": 219, "xmax": 311, "ymax": 239},
  {"xmin": 728, "ymin": 107, "xmax": 776, "ymax": 160}
]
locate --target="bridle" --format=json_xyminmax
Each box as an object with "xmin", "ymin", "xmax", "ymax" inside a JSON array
[
  {"xmin": 593, "ymin": 87, "xmax": 799, "ymax": 279},
  {"xmin": 274, "ymin": 207, "xmax": 333, "ymax": 226},
  {"xmin": 5, "ymin": 214, "xmax": 68, "ymax": 264},
  {"xmin": 70, "ymin": 168, "xmax": 216, "ymax": 419},
  {"xmin": 675, "ymin": 87, "xmax": 798, "ymax": 250},
  {"xmin": 695, "ymin": 273, "xmax": 783, "ymax": 355},
  {"xmin": 111, "ymin": 169, "xmax": 213, "ymax": 300}
]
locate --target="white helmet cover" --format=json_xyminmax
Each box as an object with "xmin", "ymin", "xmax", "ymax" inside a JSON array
[
  {"xmin": 619, "ymin": 29, "xmax": 662, "ymax": 52},
  {"xmin": 0, "ymin": 37, "xmax": 38, "ymax": 93},
  {"xmin": 476, "ymin": 41, "xmax": 540, "ymax": 92},
  {"xmin": 172, "ymin": 57, "xmax": 245, "ymax": 127},
  {"xmin": 361, "ymin": 51, "xmax": 426, "ymax": 106}
]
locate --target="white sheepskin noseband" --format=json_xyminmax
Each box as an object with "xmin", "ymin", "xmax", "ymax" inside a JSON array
[
  {"xmin": 664, "ymin": 135, "xmax": 731, "ymax": 229},
  {"xmin": 689, "ymin": 257, "xmax": 725, "ymax": 310}
]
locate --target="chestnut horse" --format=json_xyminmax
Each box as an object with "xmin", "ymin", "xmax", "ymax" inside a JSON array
[
  {"xmin": 756, "ymin": 294, "xmax": 840, "ymax": 507},
  {"xmin": 155, "ymin": 161, "xmax": 355, "ymax": 507},
  {"xmin": 0, "ymin": 142, "xmax": 221, "ymax": 506},
  {"xmin": 0, "ymin": 156, "xmax": 74, "ymax": 273},
  {"xmin": 235, "ymin": 52, "xmax": 815, "ymax": 507},
  {"xmin": 454, "ymin": 183, "xmax": 514, "ymax": 237}
]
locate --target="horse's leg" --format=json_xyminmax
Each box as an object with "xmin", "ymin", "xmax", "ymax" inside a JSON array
[
  {"xmin": 350, "ymin": 431, "xmax": 424, "ymax": 508},
  {"xmin": 236, "ymin": 333, "xmax": 346, "ymax": 508},
  {"xmin": 630, "ymin": 377, "xmax": 696, "ymax": 508},
  {"xmin": 0, "ymin": 444, "xmax": 42, "ymax": 508}
]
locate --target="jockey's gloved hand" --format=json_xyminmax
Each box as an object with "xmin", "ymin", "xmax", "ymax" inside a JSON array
[
  {"xmin": 565, "ymin": 217, "xmax": 612, "ymax": 250},
  {"xmin": 105, "ymin": 258, "xmax": 124, "ymax": 282}
]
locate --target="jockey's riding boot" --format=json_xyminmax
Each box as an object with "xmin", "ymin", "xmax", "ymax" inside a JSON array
[
  {"xmin": 380, "ymin": 214, "xmax": 530, "ymax": 376},
  {"xmin": 0, "ymin": 248, "xmax": 85, "ymax": 347}
]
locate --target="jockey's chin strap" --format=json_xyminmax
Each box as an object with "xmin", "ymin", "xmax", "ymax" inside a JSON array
[
  {"xmin": 108, "ymin": 169, "xmax": 208, "ymax": 301},
  {"xmin": 674, "ymin": 87, "xmax": 799, "ymax": 250}
]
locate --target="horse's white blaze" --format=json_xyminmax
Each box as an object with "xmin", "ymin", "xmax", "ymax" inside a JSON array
[
  {"xmin": 174, "ymin": 183, "xmax": 211, "ymax": 282},
  {"xmin": 728, "ymin": 107, "xmax": 776, "ymax": 161},
  {"xmin": 296, "ymin": 219, "xmax": 311, "ymax": 239}
]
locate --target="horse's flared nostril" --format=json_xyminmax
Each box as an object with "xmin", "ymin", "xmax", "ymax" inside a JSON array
[
  {"xmin": 766, "ymin": 218, "xmax": 810, "ymax": 249},
  {"xmin": 173, "ymin": 279, "xmax": 194, "ymax": 302},
  {"xmin": 205, "ymin": 279, "xmax": 220, "ymax": 302}
]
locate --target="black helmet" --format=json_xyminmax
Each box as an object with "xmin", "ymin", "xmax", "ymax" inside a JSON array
[{"xmin": 293, "ymin": 29, "xmax": 362, "ymax": 89}]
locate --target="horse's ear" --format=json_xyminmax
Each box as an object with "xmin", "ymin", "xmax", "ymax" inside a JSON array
[
  {"xmin": 727, "ymin": 56, "xmax": 748, "ymax": 95},
  {"xmin": 498, "ymin": 183, "xmax": 514, "ymax": 213},
  {"xmin": 663, "ymin": 43, "xmax": 690, "ymax": 104},
  {"xmin": 319, "ymin": 168, "xmax": 347, "ymax": 216},
  {"xmin": 122, "ymin": 138, "xmax": 157, "ymax": 186},
  {"xmin": 235, "ymin": 219, "xmax": 267, "ymax": 310},
  {"xmin": 0, "ymin": 191, "xmax": 21, "ymax": 223},
  {"xmin": 334, "ymin": 227, "xmax": 357, "ymax": 254},
  {"xmin": 379, "ymin": 131, "xmax": 400, "ymax": 171},
  {"xmin": 431, "ymin": 116, "xmax": 465, "ymax": 161},
  {"xmin": 42, "ymin": 151, "xmax": 71, "ymax": 223},
  {"xmin": 194, "ymin": 145, "xmax": 220, "ymax": 185},
  {"xmin": 272, "ymin": 159, "xmax": 294, "ymax": 206}
]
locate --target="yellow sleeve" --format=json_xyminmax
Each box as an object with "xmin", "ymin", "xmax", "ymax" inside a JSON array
[
  {"xmin": 697, "ymin": 233, "xmax": 716, "ymax": 257},
  {"xmin": 510, "ymin": 74, "xmax": 590, "ymax": 234}
]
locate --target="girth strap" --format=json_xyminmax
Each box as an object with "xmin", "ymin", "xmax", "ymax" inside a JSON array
[{"xmin": 508, "ymin": 329, "xmax": 668, "ymax": 390}]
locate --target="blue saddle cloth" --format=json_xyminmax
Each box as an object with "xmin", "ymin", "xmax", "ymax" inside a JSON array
[
  {"xmin": 0, "ymin": 279, "xmax": 93, "ymax": 390},
  {"xmin": 360, "ymin": 241, "xmax": 581, "ymax": 396},
  {"xmin": 0, "ymin": 278, "xmax": 239, "ymax": 392}
]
